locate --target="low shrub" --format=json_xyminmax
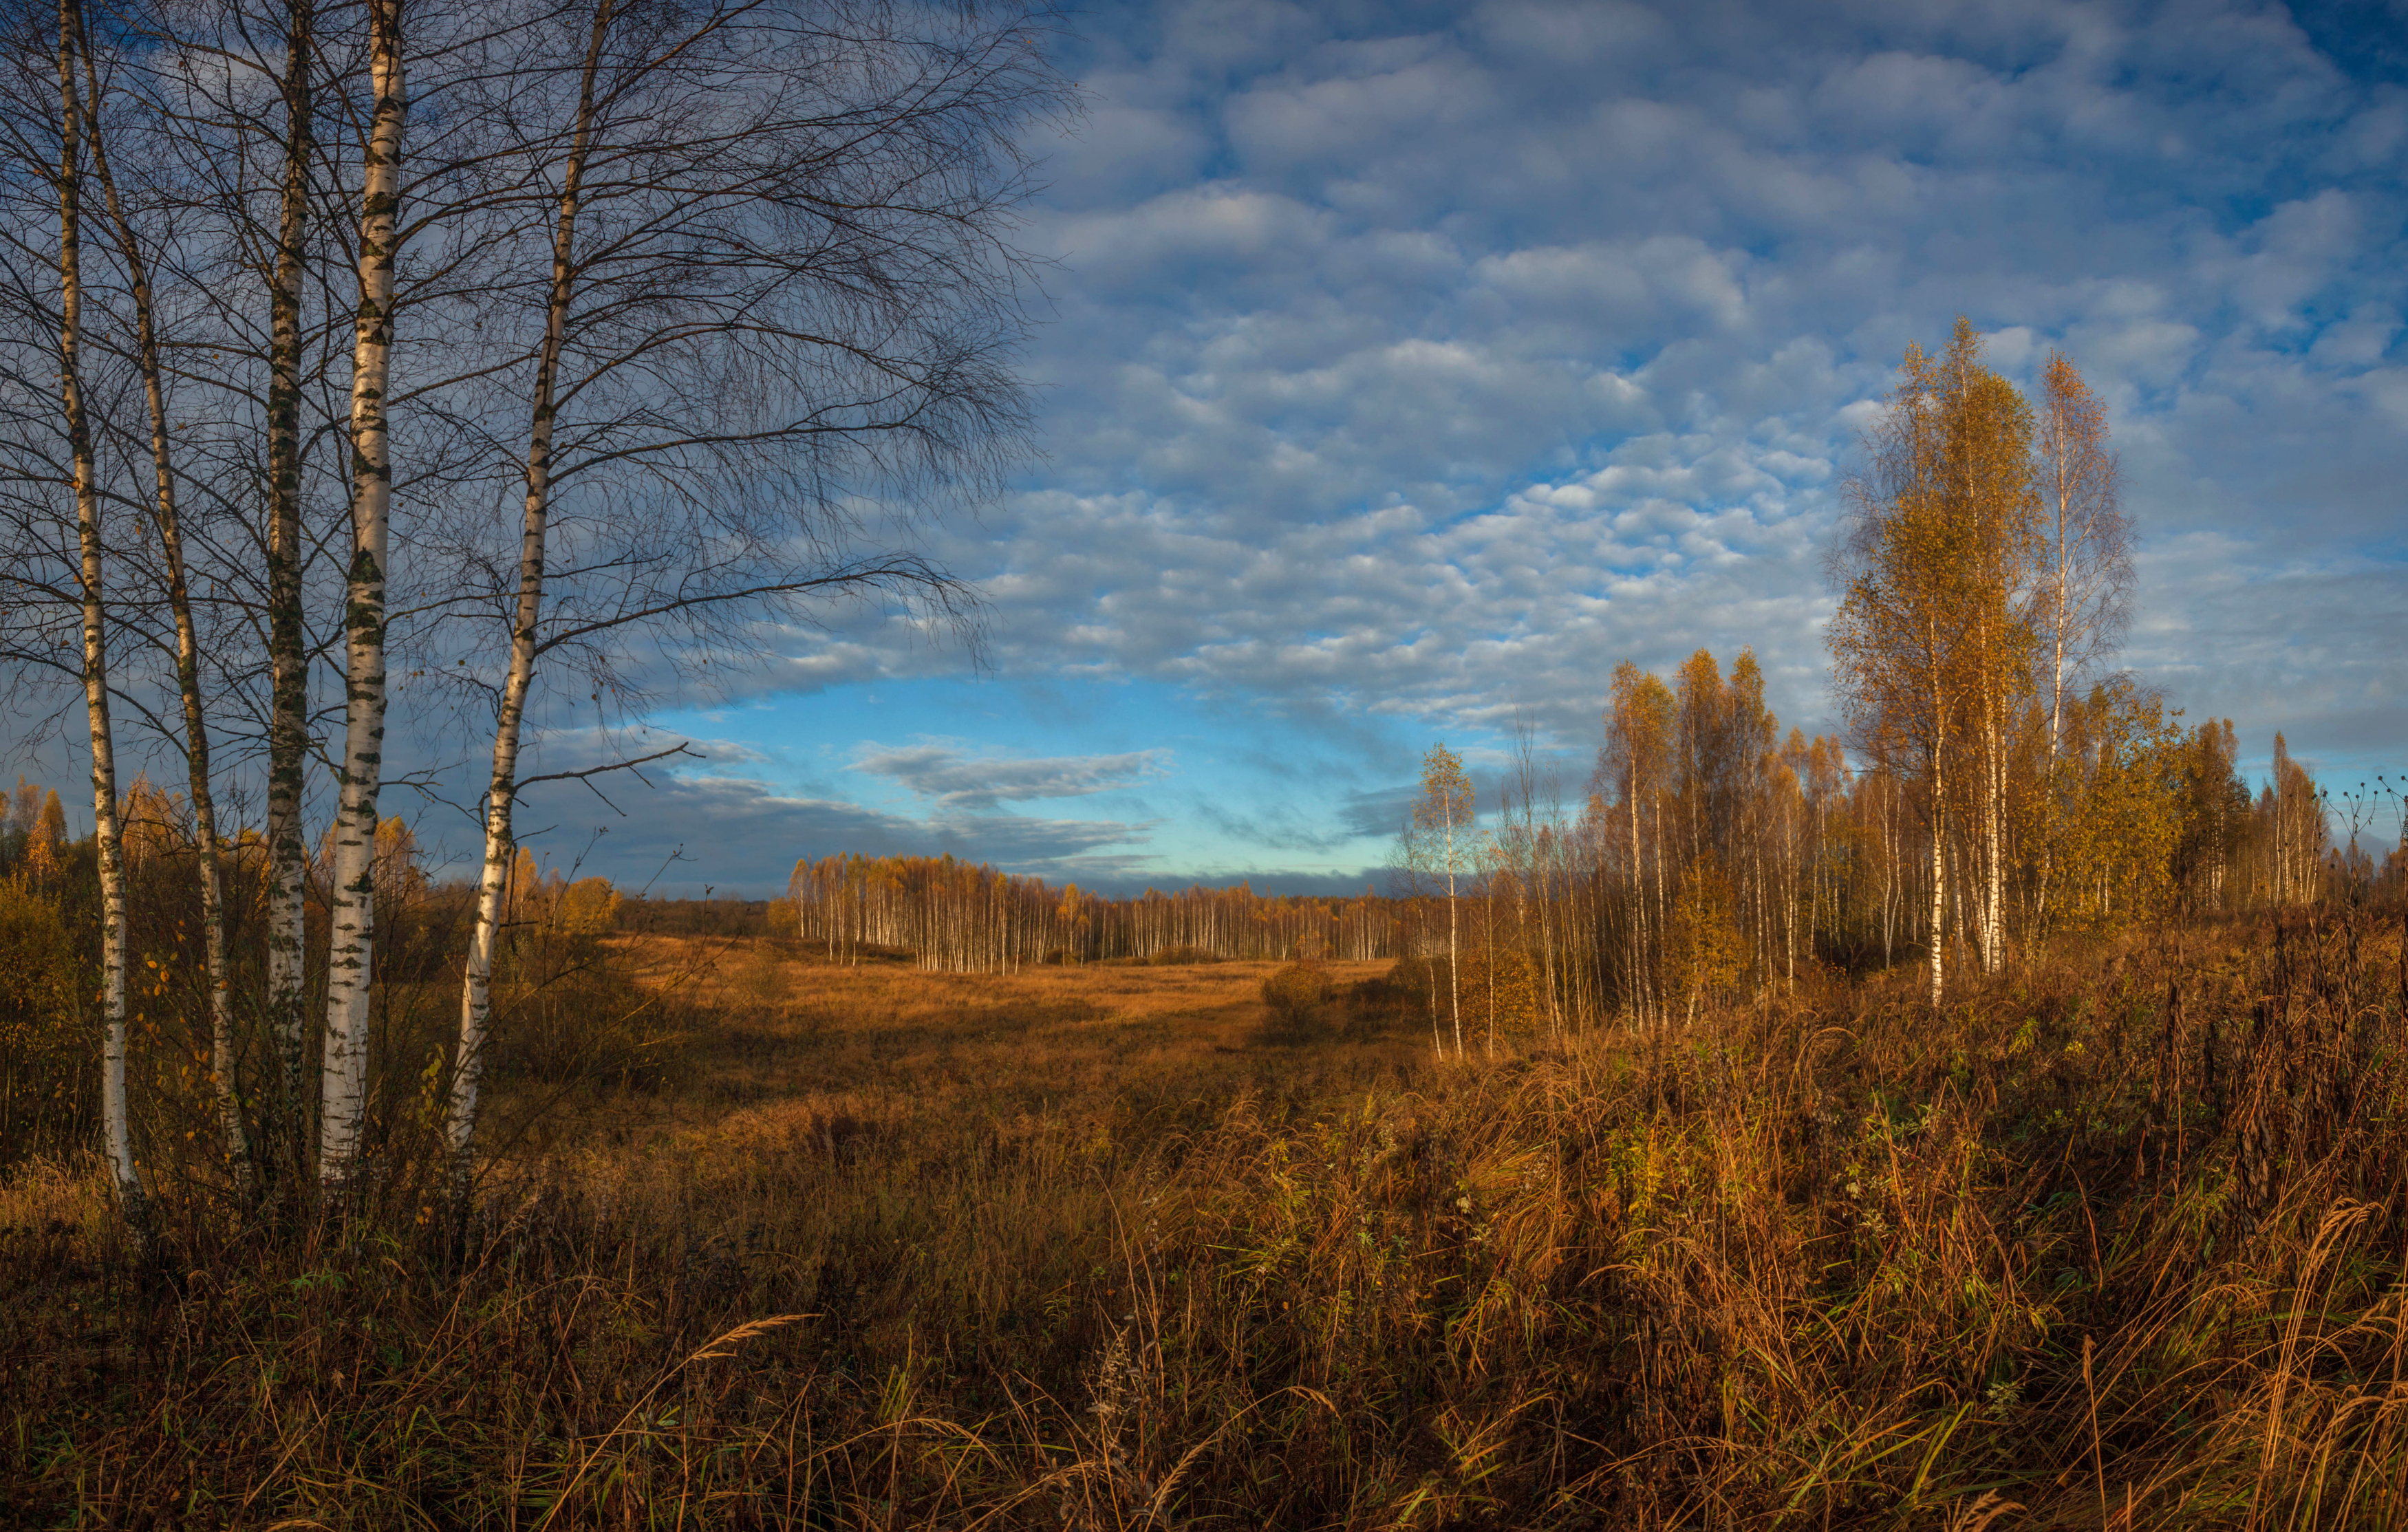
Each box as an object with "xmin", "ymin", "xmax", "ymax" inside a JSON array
[
  {"xmin": 1258, "ymin": 960, "xmax": 1333, "ymax": 1042},
  {"xmin": 488, "ymin": 933, "xmax": 690, "ymax": 1094},
  {"xmin": 1097, "ymin": 945, "xmax": 1224, "ymax": 967},
  {"xmin": 0, "ymin": 876, "xmax": 89, "ymax": 1165},
  {"xmin": 1144, "ymin": 945, "xmax": 1221, "ymax": 966}
]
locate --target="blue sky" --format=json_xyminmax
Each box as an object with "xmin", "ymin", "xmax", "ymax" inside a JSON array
[
  {"xmin": 525, "ymin": 0, "xmax": 2408, "ymax": 896},
  {"xmin": 19, "ymin": 0, "xmax": 2398, "ymax": 894}
]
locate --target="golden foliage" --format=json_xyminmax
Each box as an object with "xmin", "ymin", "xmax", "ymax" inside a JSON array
[
  {"xmin": 20, "ymin": 787, "xmax": 65, "ymax": 883},
  {"xmin": 0, "ymin": 876, "xmax": 85, "ymax": 1134},
  {"xmin": 1456, "ymin": 947, "xmax": 1540, "ymax": 1044},
  {"xmin": 1666, "ymin": 858, "xmax": 1748, "ymax": 1019},
  {"xmin": 7, "ymin": 776, "xmax": 38, "ymax": 839},
  {"xmin": 1260, "ymin": 960, "xmax": 1333, "ymax": 1037},
  {"xmin": 2031, "ymin": 680, "xmax": 2185, "ymax": 936},
  {"xmin": 118, "ymin": 775, "xmax": 183, "ymax": 870},
  {"xmin": 555, "ymin": 876, "xmax": 622, "ymax": 935}
]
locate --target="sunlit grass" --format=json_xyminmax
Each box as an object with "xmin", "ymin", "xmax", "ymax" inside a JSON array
[{"xmin": 4, "ymin": 912, "xmax": 2405, "ymax": 1526}]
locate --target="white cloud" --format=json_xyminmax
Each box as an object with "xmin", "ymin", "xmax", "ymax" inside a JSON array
[
  {"xmin": 851, "ymin": 743, "xmax": 1171, "ymax": 810},
  {"xmin": 285, "ymin": 0, "xmax": 2408, "ymax": 892},
  {"xmin": 932, "ymin": 0, "xmax": 2408, "ymax": 777}
]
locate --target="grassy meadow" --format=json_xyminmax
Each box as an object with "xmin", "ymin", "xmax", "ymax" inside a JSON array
[{"xmin": 6, "ymin": 912, "xmax": 2408, "ymax": 1529}]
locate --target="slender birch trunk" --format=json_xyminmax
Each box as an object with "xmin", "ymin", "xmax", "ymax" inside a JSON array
[
  {"xmin": 1629, "ymin": 788, "xmax": 1648, "ymax": 1026},
  {"xmin": 1784, "ymin": 809, "xmax": 1796, "ymax": 984},
  {"xmin": 319, "ymin": 0, "xmax": 405, "ymax": 1191},
  {"xmin": 2050, "ymin": 528, "xmax": 2069, "ymax": 759},
  {"xmin": 262, "ymin": 0, "xmax": 316, "ymax": 1175},
  {"xmin": 1984, "ymin": 698, "xmax": 2004, "ymax": 973},
  {"xmin": 52, "ymin": 0, "xmax": 147, "ymax": 1245},
  {"xmin": 1927, "ymin": 676, "xmax": 1946, "ymax": 1009},
  {"xmin": 446, "ymin": 0, "xmax": 614, "ymax": 1200},
  {"xmin": 1422, "ymin": 903, "xmax": 1440, "ymax": 1056},
  {"xmin": 1651, "ymin": 792, "xmax": 1666, "ymax": 1025},
  {"xmin": 72, "ymin": 21, "xmax": 249, "ymax": 1184},
  {"xmin": 1881, "ymin": 774, "xmax": 1895, "ymax": 969},
  {"xmin": 1445, "ymin": 813, "xmax": 1461, "ymax": 1058}
]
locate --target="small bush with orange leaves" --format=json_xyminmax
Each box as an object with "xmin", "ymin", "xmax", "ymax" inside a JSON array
[{"xmin": 1259, "ymin": 960, "xmax": 1333, "ymax": 1039}]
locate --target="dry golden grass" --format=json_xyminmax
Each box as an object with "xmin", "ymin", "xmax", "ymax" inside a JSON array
[
  {"xmin": 525, "ymin": 938, "xmax": 1418, "ymax": 1162},
  {"xmin": 5, "ymin": 912, "xmax": 2408, "ymax": 1529}
]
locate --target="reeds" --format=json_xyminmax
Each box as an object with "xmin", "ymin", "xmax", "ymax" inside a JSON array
[{"xmin": 3, "ymin": 914, "xmax": 2405, "ymax": 1526}]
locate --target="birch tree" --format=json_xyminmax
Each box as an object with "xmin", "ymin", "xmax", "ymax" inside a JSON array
[
  {"xmin": 316, "ymin": 0, "xmax": 403, "ymax": 1190},
  {"xmin": 259, "ymin": 0, "xmax": 319, "ymax": 1168},
  {"xmin": 1934, "ymin": 323, "xmax": 2037, "ymax": 977},
  {"xmin": 1831, "ymin": 321, "xmax": 2039, "ymax": 1000},
  {"xmin": 47, "ymin": 0, "xmax": 147, "ymax": 1241},
  {"xmin": 65, "ymin": 1, "xmax": 250, "ymax": 1180},
  {"xmin": 439, "ymin": 0, "xmax": 1068, "ymax": 1189},
  {"xmin": 2035, "ymin": 351, "xmax": 2130, "ymax": 758},
  {"xmin": 1602, "ymin": 660, "xmax": 1673, "ymax": 1026},
  {"xmin": 1404, "ymin": 742, "xmax": 1474, "ymax": 1057},
  {"xmin": 1831, "ymin": 338, "xmax": 1964, "ymax": 1007}
]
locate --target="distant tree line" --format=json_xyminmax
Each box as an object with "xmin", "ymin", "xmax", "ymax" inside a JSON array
[{"xmin": 786, "ymin": 852, "xmax": 1397, "ymax": 971}]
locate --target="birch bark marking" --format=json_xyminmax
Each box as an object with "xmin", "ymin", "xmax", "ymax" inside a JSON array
[
  {"xmin": 1445, "ymin": 796, "xmax": 1461, "ymax": 1058},
  {"xmin": 1927, "ymin": 607, "xmax": 1949, "ymax": 1008},
  {"xmin": 1927, "ymin": 726, "xmax": 1945, "ymax": 1008},
  {"xmin": 447, "ymin": 0, "xmax": 614, "ymax": 1195},
  {"xmin": 319, "ymin": 0, "xmax": 405, "ymax": 1189},
  {"xmin": 263, "ymin": 0, "xmax": 315, "ymax": 1162},
  {"xmin": 72, "ymin": 17, "xmax": 249, "ymax": 1182},
  {"xmin": 53, "ymin": 0, "xmax": 147, "ymax": 1241}
]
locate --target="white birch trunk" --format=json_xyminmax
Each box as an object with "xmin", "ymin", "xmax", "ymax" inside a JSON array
[
  {"xmin": 1988, "ymin": 708, "xmax": 2006, "ymax": 972},
  {"xmin": 53, "ymin": 0, "xmax": 147, "ymax": 1242},
  {"xmin": 72, "ymin": 23, "xmax": 249, "ymax": 1183},
  {"xmin": 1926, "ymin": 726, "xmax": 1946, "ymax": 1010},
  {"xmin": 1627, "ymin": 789, "xmax": 1644, "ymax": 1027},
  {"xmin": 1445, "ymin": 812, "xmax": 1461, "ymax": 1058},
  {"xmin": 1881, "ymin": 776, "xmax": 1895, "ymax": 969},
  {"xmin": 445, "ymin": 0, "xmax": 614, "ymax": 1200},
  {"xmin": 319, "ymin": 0, "xmax": 405, "ymax": 1189},
  {"xmin": 2050, "ymin": 517, "xmax": 2070, "ymax": 759},
  {"xmin": 1651, "ymin": 793, "xmax": 1666, "ymax": 1027},
  {"xmin": 262, "ymin": 0, "xmax": 316, "ymax": 1166}
]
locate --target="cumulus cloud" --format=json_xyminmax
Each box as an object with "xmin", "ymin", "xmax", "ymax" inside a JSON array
[
  {"xmin": 32, "ymin": 0, "xmax": 2400, "ymax": 895},
  {"xmin": 550, "ymin": 0, "xmax": 2406, "ymax": 897},
  {"xmin": 851, "ymin": 743, "xmax": 1170, "ymax": 810},
  {"xmin": 910, "ymin": 0, "xmax": 2406, "ymax": 766}
]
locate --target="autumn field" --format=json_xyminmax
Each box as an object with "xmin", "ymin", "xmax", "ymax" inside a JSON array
[{"xmin": 5, "ymin": 909, "xmax": 2408, "ymax": 1529}]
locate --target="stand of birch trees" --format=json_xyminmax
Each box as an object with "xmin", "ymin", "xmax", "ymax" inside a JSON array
[
  {"xmin": 780, "ymin": 658, "xmax": 2336, "ymax": 1032},
  {"xmin": 788, "ymin": 853, "xmax": 1396, "ymax": 971},
  {"xmin": 0, "ymin": 0, "xmax": 1069, "ymax": 1237}
]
